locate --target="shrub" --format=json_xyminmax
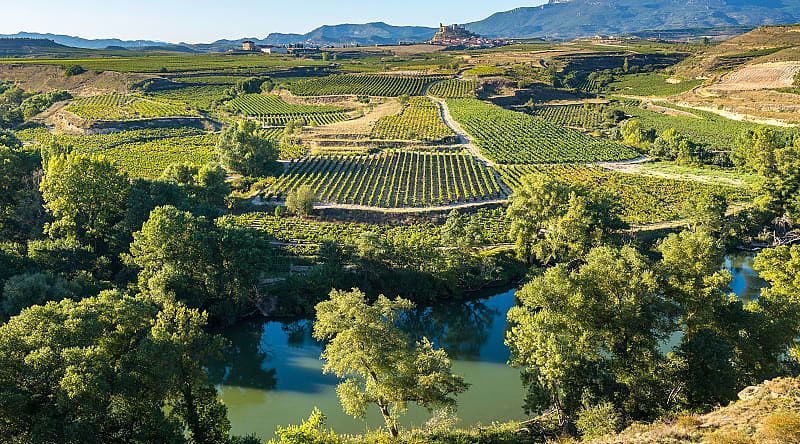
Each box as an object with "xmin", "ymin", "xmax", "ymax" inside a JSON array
[
  {"xmin": 270, "ymin": 408, "xmax": 341, "ymax": 444},
  {"xmin": 575, "ymin": 401, "xmax": 621, "ymax": 440},
  {"xmin": 285, "ymin": 184, "xmax": 317, "ymax": 216},
  {"xmin": 64, "ymin": 65, "xmax": 86, "ymax": 77}
]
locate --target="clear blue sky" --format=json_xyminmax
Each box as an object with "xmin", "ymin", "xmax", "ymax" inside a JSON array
[{"xmin": 3, "ymin": 0, "xmax": 547, "ymax": 43}]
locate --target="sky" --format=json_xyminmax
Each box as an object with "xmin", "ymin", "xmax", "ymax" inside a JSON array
[{"xmin": 2, "ymin": 0, "xmax": 548, "ymax": 43}]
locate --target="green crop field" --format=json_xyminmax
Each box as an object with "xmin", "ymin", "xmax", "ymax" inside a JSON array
[
  {"xmin": 227, "ymin": 94, "xmax": 350, "ymax": 127},
  {"xmin": 370, "ymin": 97, "xmax": 453, "ymax": 142},
  {"xmin": 448, "ymin": 99, "xmax": 639, "ymax": 163},
  {"xmin": 607, "ymin": 73, "xmax": 703, "ymax": 96},
  {"xmin": 265, "ymin": 150, "xmax": 504, "ymax": 208},
  {"xmin": 497, "ymin": 164, "xmax": 752, "ymax": 224},
  {"xmin": 527, "ymin": 104, "xmax": 606, "ymax": 129},
  {"xmin": 428, "ymin": 79, "xmax": 479, "ymax": 98},
  {"xmin": 289, "ymin": 74, "xmax": 442, "ymax": 97},
  {"xmin": 65, "ymin": 93, "xmax": 198, "ymax": 121}
]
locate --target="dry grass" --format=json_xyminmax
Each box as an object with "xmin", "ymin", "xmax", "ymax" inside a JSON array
[
  {"xmin": 588, "ymin": 378, "xmax": 800, "ymax": 444},
  {"xmin": 0, "ymin": 64, "xmax": 150, "ymax": 95}
]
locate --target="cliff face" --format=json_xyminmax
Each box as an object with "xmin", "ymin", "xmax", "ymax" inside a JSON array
[{"xmin": 589, "ymin": 377, "xmax": 800, "ymax": 444}]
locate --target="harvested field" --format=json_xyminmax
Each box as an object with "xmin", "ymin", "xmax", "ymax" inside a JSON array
[{"xmin": 708, "ymin": 62, "xmax": 800, "ymax": 92}]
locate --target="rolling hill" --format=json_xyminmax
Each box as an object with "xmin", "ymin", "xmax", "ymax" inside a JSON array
[{"xmin": 467, "ymin": 0, "xmax": 800, "ymax": 39}]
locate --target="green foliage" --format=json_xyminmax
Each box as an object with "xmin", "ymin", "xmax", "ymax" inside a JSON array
[
  {"xmin": 506, "ymin": 245, "xmax": 665, "ymax": 423},
  {"xmin": 128, "ymin": 206, "xmax": 273, "ymax": 325},
  {"xmin": 314, "ymin": 289, "xmax": 468, "ymax": 437},
  {"xmin": 753, "ymin": 244, "xmax": 800, "ymax": 363},
  {"xmin": 40, "ymin": 153, "xmax": 130, "ymax": 256},
  {"xmin": 447, "ymin": 99, "xmax": 638, "ymax": 163},
  {"xmin": 575, "ymin": 400, "xmax": 621, "ymax": 440},
  {"xmin": 235, "ymin": 76, "xmax": 271, "ymax": 94},
  {"xmin": 285, "ymin": 184, "xmax": 317, "ymax": 216},
  {"xmin": 732, "ymin": 127, "xmax": 800, "ymax": 222},
  {"xmin": 0, "ymin": 291, "xmax": 228, "ymax": 443},
  {"xmin": 620, "ymin": 118, "xmax": 656, "ymax": 150},
  {"xmin": 651, "ymin": 128, "xmax": 702, "ymax": 164},
  {"xmin": 64, "ymin": 64, "xmax": 85, "ymax": 76},
  {"xmin": 497, "ymin": 164, "xmax": 750, "ymax": 225},
  {"xmin": 1, "ymin": 272, "xmax": 77, "ymax": 320},
  {"xmin": 440, "ymin": 210, "xmax": 483, "ymax": 250},
  {"xmin": 216, "ymin": 119, "xmax": 280, "ymax": 177},
  {"xmin": 0, "ymin": 145, "xmax": 43, "ymax": 242},
  {"xmin": 270, "ymin": 408, "xmax": 342, "ymax": 444},
  {"xmin": 507, "ymin": 174, "xmax": 625, "ymax": 264}
]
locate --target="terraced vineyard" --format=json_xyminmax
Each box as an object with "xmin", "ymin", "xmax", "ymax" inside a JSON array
[
  {"xmin": 527, "ymin": 105, "xmax": 606, "ymax": 129},
  {"xmin": 428, "ymin": 79, "xmax": 479, "ymax": 98},
  {"xmin": 370, "ymin": 97, "xmax": 453, "ymax": 142},
  {"xmin": 497, "ymin": 164, "xmax": 752, "ymax": 224},
  {"xmin": 228, "ymin": 94, "xmax": 350, "ymax": 127},
  {"xmin": 147, "ymin": 85, "xmax": 232, "ymax": 110},
  {"xmin": 290, "ymin": 74, "xmax": 441, "ymax": 97},
  {"xmin": 65, "ymin": 93, "xmax": 197, "ymax": 120},
  {"xmin": 448, "ymin": 99, "xmax": 638, "ymax": 163},
  {"xmin": 266, "ymin": 150, "xmax": 504, "ymax": 208},
  {"xmin": 78, "ymin": 134, "xmax": 218, "ymax": 178}
]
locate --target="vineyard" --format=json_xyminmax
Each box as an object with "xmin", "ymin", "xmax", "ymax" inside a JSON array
[
  {"xmin": 428, "ymin": 79, "xmax": 479, "ymax": 98},
  {"xmin": 65, "ymin": 94, "xmax": 198, "ymax": 120},
  {"xmin": 370, "ymin": 97, "xmax": 454, "ymax": 142},
  {"xmin": 147, "ymin": 85, "xmax": 232, "ymax": 110},
  {"xmin": 265, "ymin": 150, "xmax": 505, "ymax": 208},
  {"xmin": 76, "ymin": 134, "xmax": 219, "ymax": 179},
  {"xmin": 527, "ymin": 104, "xmax": 606, "ymax": 129},
  {"xmin": 227, "ymin": 94, "xmax": 351, "ymax": 127},
  {"xmin": 289, "ymin": 74, "xmax": 441, "ymax": 97},
  {"xmin": 448, "ymin": 99, "xmax": 639, "ymax": 163},
  {"xmin": 496, "ymin": 164, "xmax": 752, "ymax": 224}
]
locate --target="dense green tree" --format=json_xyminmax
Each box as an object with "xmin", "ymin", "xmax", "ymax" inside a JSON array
[
  {"xmin": 753, "ymin": 244, "xmax": 800, "ymax": 362},
  {"xmin": 40, "ymin": 154, "xmax": 130, "ymax": 256},
  {"xmin": 0, "ymin": 145, "xmax": 44, "ymax": 242},
  {"xmin": 651, "ymin": 128, "xmax": 700, "ymax": 164},
  {"xmin": 128, "ymin": 206, "xmax": 272, "ymax": 325},
  {"xmin": 682, "ymin": 191, "xmax": 728, "ymax": 235},
  {"xmin": 507, "ymin": 246, "xmax": 667, "ymax": 425},
  {"xmin": 507, "ymin": 174, "xmax": 624, "ymax": 265},
  {"xmin": 285, "ymin": 184, "xmax": 317, "ymax": 216},
  {"xmin": 620, "ymin": 119, "xmax": 656, "ymax": 149},
  {"xmin": 440, "ymin": 210, "xmax": 483, "ymax": 249},
  {"xmin": 1, "ymin": 272, "xmax": 78, "ymax": 320},
  {"xmin": 216, "ymin": 120, "xmax": 279, "ymax": 177},
  {"xmin": 0, "ymin": 291, "xmax": 229, "ymax": 443},
  {"xmin": 313, "ymin": 288, "xmax": 468, "ymax": 437},
  {"xmin": 733, "ymin": 127, "xmax": 800, "ymax": 223},
  {"xmin": 161, "ymin": 162, "xmax": 230, "ymax": 210}
]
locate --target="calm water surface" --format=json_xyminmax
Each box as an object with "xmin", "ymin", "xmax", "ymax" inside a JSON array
[{"xmin": 212, "ymin": 254, "xmax": 762, "ymax": 438}]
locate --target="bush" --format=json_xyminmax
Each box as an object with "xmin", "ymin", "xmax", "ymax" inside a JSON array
[
  {"xmin": 269, "ymin": 408, "xmax": 341, "ymax": 444},
  {"xmin": 706, "ymin": 430, "xmax": 754, "ymax": 444},
  {"xmin": 285, "ymin": 185, "xmax": 317, "ymax": 216},
  {"xmin": 64, "ymin": 65, "xmax": 86, "ymax": 77},
  {"xmin": 575, "ymin": 401, "xmax": 621, "ymax": 440}
]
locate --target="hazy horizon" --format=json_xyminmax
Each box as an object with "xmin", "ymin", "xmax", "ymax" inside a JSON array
[{"xmin": 2, "ymin": 0, "xmax": 548, "ymax": 44}]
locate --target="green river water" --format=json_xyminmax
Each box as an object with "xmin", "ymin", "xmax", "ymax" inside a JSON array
[{"xmin": 209, "ymin": 254, "xmax": 765, "ymax": 438}]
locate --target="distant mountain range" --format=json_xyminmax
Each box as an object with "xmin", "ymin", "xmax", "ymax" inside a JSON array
[
  {"xmin": 466, "ymin": 0, "xmax": 800, "ymax": 39},
  {"xmin": 3, "ymin": 1, "xmax": 800, "ymax": 52}
]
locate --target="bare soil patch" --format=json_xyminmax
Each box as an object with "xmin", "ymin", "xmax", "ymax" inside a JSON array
[{"xmin": 0, "ymin": 64, "xmax": 151, "ymax": 95}]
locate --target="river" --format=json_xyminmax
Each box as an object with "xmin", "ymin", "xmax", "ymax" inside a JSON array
[{"xmin": 210, "ymin": 254, "xmax": 764, "ymax": 438}]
